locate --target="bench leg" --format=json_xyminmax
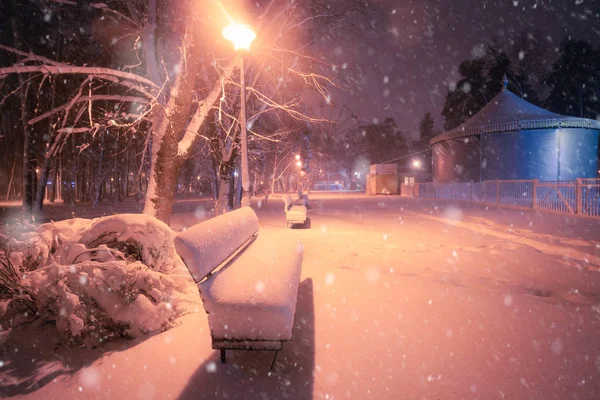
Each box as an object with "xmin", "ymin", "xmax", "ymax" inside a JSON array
[
  {"xmin": 220, "ymin": 349, "xmax": 227, "ymax": 364},
  {"xmin": 270, "ymin": 350, "xmax": 279, "ymax": 370}
]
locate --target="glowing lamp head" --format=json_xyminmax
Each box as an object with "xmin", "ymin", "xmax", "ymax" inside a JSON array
[
  {"xmin": 295, "ymin": 154, "xmax": 301, "ymax": 160},
  {"xmin": 222, "ymin": 23, "xmax": 256, "ymax": 51},
  {"xmin": 296, "ymin": 161, "xmax": 302, "ymax": 167},
  {"xmin": 413, "ymin": 160, "xmax": 421, "ymax": 168}
]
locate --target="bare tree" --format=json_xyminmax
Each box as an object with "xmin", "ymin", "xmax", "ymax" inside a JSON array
[{"xmin": 1, "ymin": 0, "xmax": 383, "ymax": 222}]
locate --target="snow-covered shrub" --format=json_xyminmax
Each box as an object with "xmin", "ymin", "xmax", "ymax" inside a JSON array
[{"xmin": 0, "ymin": 214, "xmax": 195, "ymax": 346}]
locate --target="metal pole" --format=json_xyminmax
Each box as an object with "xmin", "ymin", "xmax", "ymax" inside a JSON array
[{"xmin": 240, "ymin": 55, "xmax": 250, "ymax": 207}]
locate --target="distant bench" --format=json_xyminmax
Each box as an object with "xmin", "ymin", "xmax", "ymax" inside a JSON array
[
  {"xmin": 283, "ymin": 194, "xmax": 310, "ymax": 228},
  {"xmin": 174, "ymin": 207, "xmax": 303, "ymax": 366}
]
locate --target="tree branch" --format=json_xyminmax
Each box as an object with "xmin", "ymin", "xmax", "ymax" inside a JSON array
[
  {"xmin": 0, "ymin": 44, "xmax": 62, "ymax": 66},
  {"xmin": 28, "ymin": 95, "xmax": 149, "ymax": 125},
  {"xmin": 176, "ymin": 58, "xmax": 237, "ymax": 157},
  {"xmin": 0, "ymin": 65, "xmax": 158, "ymax": 90}
]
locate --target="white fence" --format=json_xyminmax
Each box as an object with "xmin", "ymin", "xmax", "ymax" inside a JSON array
[{"xmin": 413, "ymin": 179, "xmax": 600, "ymax": 218}]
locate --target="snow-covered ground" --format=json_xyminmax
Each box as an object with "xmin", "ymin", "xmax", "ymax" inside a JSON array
[{"xmin": 2, "ymin": 193, "xmax": 600, "ymax": 399}]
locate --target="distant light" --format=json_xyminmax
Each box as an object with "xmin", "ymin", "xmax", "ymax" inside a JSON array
[
  {"xmin": 222, "ymin": 23, "xmax": 256, "ymax": 51},
  {"xmin": 295, "ymin": 154, "xmax": 301, "ymax": 160},
  {"xmin": 301, "ymin": 171, "xmax": 306, "ymax": 176},
  {"xmin": 412, "ymin": 160, "xmax": 421, "ymax": 168},
  {"xmin": 234, "ymin": 171, "xmax": 239, "ymax": 177},
  {"xmin": 35, "ymin": 168, "xmax": 40, "ymax": 174},
  {"xmin": 197, "ymin": 176, "xmax": 200, "ymax": 180},
  {"xmin": 296, "ymin": 161, "xmax": 302, "ymax": 167}
]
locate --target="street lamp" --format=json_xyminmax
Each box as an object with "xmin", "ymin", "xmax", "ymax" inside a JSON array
[
  {"xmin": 412, "ymin": 160, "xmax": 421, "ymax": 168},
  {"xmin": 223, "ymin": 23, "xmax": 256, "ymax": 207}
]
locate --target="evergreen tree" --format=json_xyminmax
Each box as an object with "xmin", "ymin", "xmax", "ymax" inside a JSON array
[
  {"xmin": 484, "ymin": 46, "xmax": 512, "ymax": 100},
  {"xmin": 509, "ymin": 30, "xmax": 550, "ymax": 105},
  {"xmin": 544, "ymin": 39, "xmax": 599, "ymax": 119},
  {"xmin": 441, "ymin": 58, "xmax": 487, "ymax": 131},
  {"xmin": 418, "ymin": 112, "xmax": 435, "ymax": 143},
  {"xmin": 363, "ymin": 117, "xmax": 406, "ymax": 164}
]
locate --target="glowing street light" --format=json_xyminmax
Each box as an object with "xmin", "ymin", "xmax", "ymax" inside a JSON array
[
  {"xmin": 295, "ymin": 154, "xmax": 301, "ymax": 160},
  {"xmin": 296, "ymin": 160, "xmax": 302, "ymax": 167},
  {"xmin": 222, "ymin": 24, "xmax": 256, "ymax": 52},
  {"xmin": 222, "ymin": 22, "xmax": 256, "ymax": 207},
  {"xmin": 412, "ymin": 160, "xmax": 421, "ymax": 168}
]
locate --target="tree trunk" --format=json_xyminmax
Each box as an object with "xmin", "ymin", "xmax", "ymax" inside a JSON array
[
  {"xmin": 92, "ymin": 132, "xmax": 104, "ymax": 208},
  {"xmin": 5, "ymin": 150, "xmax": 17, "ymax": 201},
  {"xmin": 125, "ymin": 147, "xmax": 130, "ymax": 198},
  {"xmin": 145, "ymin": 125, "xmax": 181, "ymax": 224},
  {"xmin": 234, "ymin": 162, "xmax": 242, "ymax": 209},
  {"xmin": 215, "ymin": 174, "xmax": 231, "ymax": 215},
  {"xmin": 211, "ymin": 159, "xmax": 219, "ymax": 200},
  {"xmin": 35, "ymin": 155, "xmax": 51, "ymax": 210},
  {"xmin": 20, "ymin": 90, "xmax": 33, "ymax": 217},
  {"xmin": 49, "ymin": 158, "xmax": 57, "ymax": 202}
]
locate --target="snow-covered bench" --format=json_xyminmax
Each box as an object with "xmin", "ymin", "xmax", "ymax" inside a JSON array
[
  {"xmin": 283, "ymin": 194, "xmax": 310, "ymax": 228},
  {"xmin": 174, "ymin": 207, "xmax": 303, "ymax": 366}
]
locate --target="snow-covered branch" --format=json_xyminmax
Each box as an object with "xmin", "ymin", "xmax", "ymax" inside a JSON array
[
  {"xmin": 0, "ymin": 44, "xmax": 63, "ymax": 66},
  {"xmin": 28, "ymin": 95, "xmax": 148, "ymax": 125},
  {"xmin": 176, "ymin": 58, "xmax": 237, "ymax": 157},
  {"xmin": 0, "ymin": 65, "xmax": 159, "ymax": 91}
]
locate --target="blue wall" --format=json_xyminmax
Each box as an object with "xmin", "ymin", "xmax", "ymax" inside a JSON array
[
  {"xmin": 432, "ymin": 128, "xmax": 599, "ymax": 182},
  {"xmin": 558, "ymin": 128, "xmax": 600, "ymax": 180}
]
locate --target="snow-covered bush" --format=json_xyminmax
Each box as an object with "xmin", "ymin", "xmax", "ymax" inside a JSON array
[{"xmin": 0, "ymin": 214, "xmax": 195, "ymax": 346}]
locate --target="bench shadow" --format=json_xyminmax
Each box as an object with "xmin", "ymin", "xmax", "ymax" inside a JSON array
[{"xmin": 177, "ymin": 278, "xmax": 315, "ymax": 400}]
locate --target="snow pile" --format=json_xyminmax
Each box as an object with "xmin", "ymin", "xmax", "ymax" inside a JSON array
[{"xmin": 0, "ymin": 214, "xmax": 195, "ymax": 345}]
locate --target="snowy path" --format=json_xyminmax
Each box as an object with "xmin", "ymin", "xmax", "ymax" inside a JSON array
[{"xmin": 2, "ymin": 193, "xmax": 600, "ymax": 399}]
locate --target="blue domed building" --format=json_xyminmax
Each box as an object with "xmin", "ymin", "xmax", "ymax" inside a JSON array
[{"xmin": 430, "ymin": 81, "xmax": 600, "ymax": 183}]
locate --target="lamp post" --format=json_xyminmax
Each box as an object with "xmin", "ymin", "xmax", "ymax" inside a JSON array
[
  {"xmin": 222, "ymin": 23, "xmax": 256, "ymax": 207},
  {"xmin": 295, "ymin": 156, "xmax": 302, "ymax": 192}
]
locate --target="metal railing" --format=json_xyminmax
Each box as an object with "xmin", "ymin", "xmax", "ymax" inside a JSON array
[{"xmin": 413, "ymin": 179, "xmax": 600, "ymax": 218}]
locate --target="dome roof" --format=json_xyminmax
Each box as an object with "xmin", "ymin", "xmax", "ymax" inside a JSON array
[{"xmin": 430, "ymin": 88, "xmax": 600, "ymax": 145}]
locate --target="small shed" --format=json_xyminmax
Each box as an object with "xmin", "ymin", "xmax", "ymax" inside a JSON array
[{"xmin": 366, "ymin": 164, "xmax": 398, "ymax": 195}]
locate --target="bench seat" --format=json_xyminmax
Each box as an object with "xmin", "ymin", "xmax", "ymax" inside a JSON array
[
  {"xmin": 286, "ymin": 205, "xmax": 308, "ymax": 223},
  {"xmin": 200, "ymin": 236, "xmax": 303, "ymax": 342},
  {"xmin": 174, "ymin": 207, "xmax": 304, "ymax": 362}
]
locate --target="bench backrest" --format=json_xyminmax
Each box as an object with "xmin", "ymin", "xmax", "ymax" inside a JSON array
[
  {"xmin": 174, "ymin": 207, "xmax": 260, "ymax": 283},
  {"xmin": 282, "ymin": 194, "xmax": 293, "ymax": 211}
]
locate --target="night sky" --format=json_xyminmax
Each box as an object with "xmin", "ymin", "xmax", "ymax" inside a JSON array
[{"xmin": 322, "ymin": 0, "xmax": 600, "ymax": 139}]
